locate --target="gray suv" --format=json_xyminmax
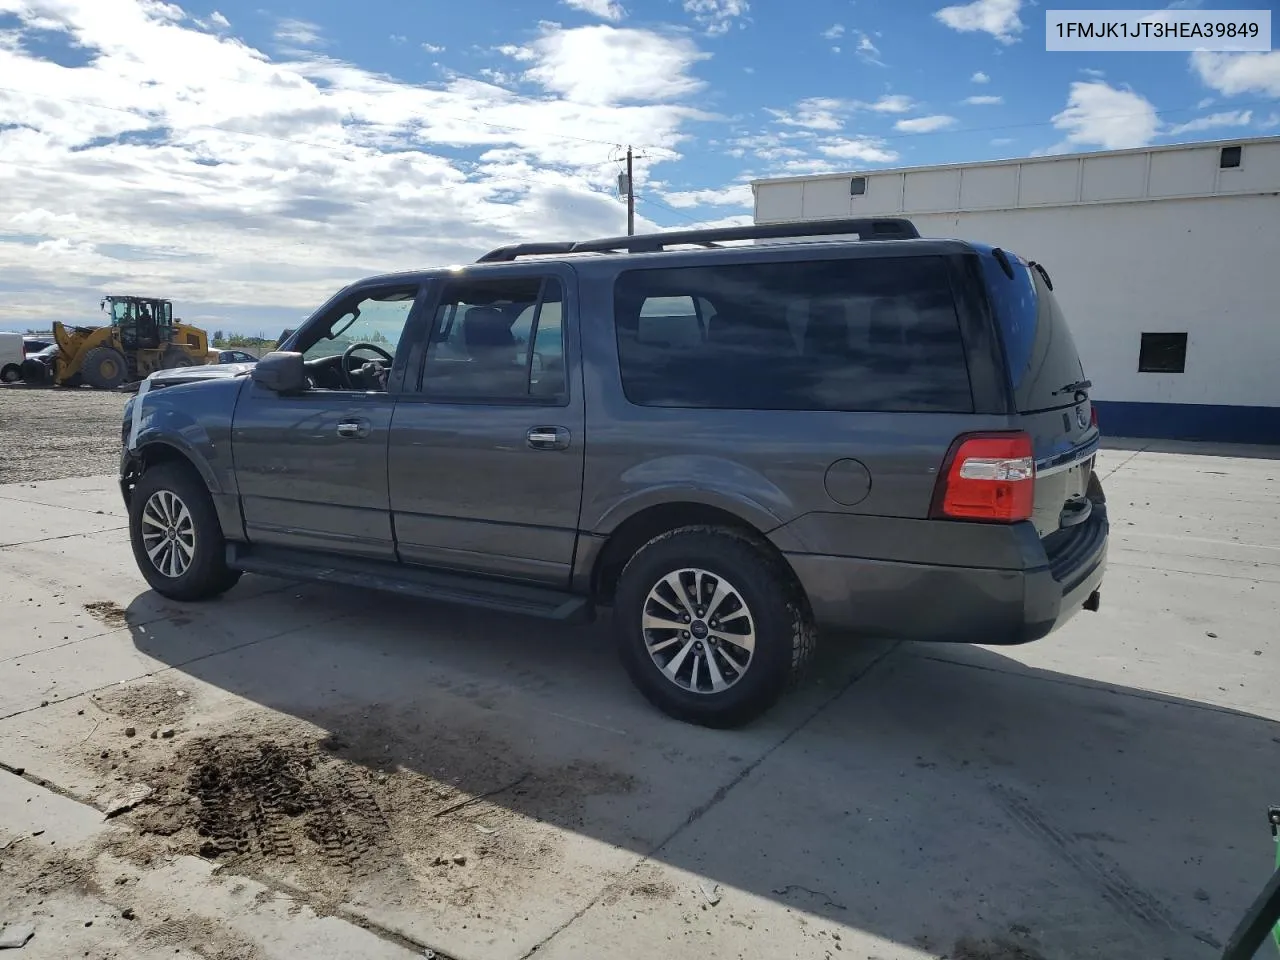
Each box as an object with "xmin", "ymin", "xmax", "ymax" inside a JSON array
[{"xmin": 119, "ymin": 218, "xmax": 1107, "ymax": 728}]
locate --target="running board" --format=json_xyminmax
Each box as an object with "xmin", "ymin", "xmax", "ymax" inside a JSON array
[{"xmin": 226, "ymin": 543, "xmax": 593, "ymax": 623}]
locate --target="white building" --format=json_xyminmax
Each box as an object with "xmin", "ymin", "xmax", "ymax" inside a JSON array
[{"xmin": 751, "ymin": 136, "xmax": 1280, "ymax": 444}]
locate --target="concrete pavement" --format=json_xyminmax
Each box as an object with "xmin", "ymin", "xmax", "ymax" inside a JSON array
[{"xmin": 1, "ymin": 443, "xmax": 1277, "ymax": 960}]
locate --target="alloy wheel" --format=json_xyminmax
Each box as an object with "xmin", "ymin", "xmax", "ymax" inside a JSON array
[
  {"xmin": 641, "ymin": 568, "xmax": 756, "ymax": 694},
  {"xmin": 140, "ymin": 489, "xmax": 196, "ymax": 579}
]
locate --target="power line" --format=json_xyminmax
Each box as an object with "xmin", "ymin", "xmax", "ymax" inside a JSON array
[{"xmin": 636, "ymin": 194, "xmax": 707, "ymax": 226}]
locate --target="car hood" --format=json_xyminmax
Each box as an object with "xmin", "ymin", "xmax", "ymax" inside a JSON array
[{"xmin": 122, "ymin": 363, "xmax": 255, "ymax": 392}]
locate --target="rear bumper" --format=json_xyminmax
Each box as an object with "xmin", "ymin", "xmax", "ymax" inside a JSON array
[{"xmin": 785, "ymin": 504, "xmax": 1108, "ymax": 645}]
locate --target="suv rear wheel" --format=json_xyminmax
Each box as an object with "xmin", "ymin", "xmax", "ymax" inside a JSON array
[
  {"xmin": 614, "ymin": 526, "xmax": 816, "ymax": 728},
  {"xmin": 128, "ymin": 462, "xmax": 241, "ymax": 601}
]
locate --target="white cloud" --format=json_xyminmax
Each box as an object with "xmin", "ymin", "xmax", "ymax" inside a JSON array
[
  {"xmin": 767, "ymin": 97, "xmax": 849, "ymax": 131},
  {"xmin": 767, "ymin": 94, "xmax": 914, "ymax": 132},
  {"xmin": 683, "ymin": 0, "xmax": 749, "ymax": 36},
  {"xmin": 1261, "ymin": 113, "xmax": 1280, "ymax": 129},
  {"xmin": 1190, "ymin": 51, "xmax": 1280, "ymax": 98},
  {"xmin": 1048, "ymin": 80, "xmax": 1159, "ymax": 151},
  {"xmin": 863, "ymin": 94, "xmax": 914, "ymax": 113},
  {"xmin": 895, "ymin": 114, "xmax": 958, "ymax": 133},
  {"xmin": 1196, "ymin": 97, "xmax": 1214, "ymax": 109},
  {"xmin": 991, "ymin": 137, "xmax": 1014, "ymax": 145},
  {"xmin": 818, "ymin": 136, "xmax": 899, "ymax": 163},
  {"xmin": 971, "ymin": 70, "xmax": 989, "ymax": 83},
  {"xmin": 661, "ymin": 183, "xmax": 752, "ymax": 208},
  {"xmin": 854, "ymin": 30, "xmax": 883, "ymax": 66},
  {"xmin": 273, "ymin": 17, "xmax": 324, "ymax": 50},
  {"xmin": 422, "ymin": 42, "xmax": 445, "ymax": 53},
  {"xmin": 1080, "ymin": 67, "xmax": 1105, "ymax": 78},
  {"xmin": 765, "ymin": 158, "xmax": 841, "ymax": 176},
  {"xmin": 964, "ymin": 94, "xmax": 1002, "ymax": 105},
  {"xmin": 934, "ymin": 0, "xmax": 1023, "ymax": 44},
  {"xmin": 562, "ymin": 0, "xmax": 626, "ymax": 21},
  {"xmin": 822, "ymin": 23, "xmax": 844, "ymax": 40},
  {"xmin": 0, "ymin": 0, "xmax": 711, "ymax": 329},
  {"xmin": 510, "ymin": 25, "xmax": 708, "ymax": 105},
  {"xmin": 208, "ymin": 10, "xmax": 229, "ymax": 29},
  {"xmin": 1166, "ymin": 110, "xmax": 1252, "ymax": 135}
]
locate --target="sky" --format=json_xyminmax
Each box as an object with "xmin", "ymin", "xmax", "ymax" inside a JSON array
[{"xmin": 1, "ymin": 0, "xmax": 1278, "ymax": 334}]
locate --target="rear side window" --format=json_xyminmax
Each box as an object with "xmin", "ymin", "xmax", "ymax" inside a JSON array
[
  {"xmin": 614, "ymin": 256, "xmax": 973, "ymax": 413},
  {"xmin": 981, "ymin": 254, "xmax": 1085, "ymax": 413}
]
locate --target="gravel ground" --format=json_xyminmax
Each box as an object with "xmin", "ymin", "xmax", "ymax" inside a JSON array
[{"xmin": 0, "ymin": 385, "xmax": 127, "ymax": 483}]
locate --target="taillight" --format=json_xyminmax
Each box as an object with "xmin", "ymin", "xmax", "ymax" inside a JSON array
[
  {"xmin": 1090, "ymin": 406, "xmax": 1098, "ymax": 429},
  {"xmin": 931, "ymin": 432, "xmax": 1035, "ymax": 523}
]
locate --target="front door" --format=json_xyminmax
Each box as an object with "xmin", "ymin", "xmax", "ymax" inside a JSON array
[
  {"xmin": 388, "ymin": 267, "xmax": 585, "ymax": 586},
  {"xmin": 232, "ymin": 282, "xmax": 427, "ymax": 559}
]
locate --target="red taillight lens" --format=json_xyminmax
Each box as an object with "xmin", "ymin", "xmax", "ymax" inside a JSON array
[
  {"xmin": 1090, "ymin": 406, "xmax": 1098, "ymax": 429},
  {"xmin": 932, "ymin": 432, "xmax": 1035, "ymax": 523}
]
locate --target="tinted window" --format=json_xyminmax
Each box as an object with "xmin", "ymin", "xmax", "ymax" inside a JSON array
[
  {"xmin": 981, "ymin": 253, "xmax": 1085, "ymax": 413},
  {"xmin": 614, "ymin": 256, "xmax": 973, "ymax": 413},
  {"xmin": 421, "ymin": 277, "xmax": 565, "ymax": 401}
]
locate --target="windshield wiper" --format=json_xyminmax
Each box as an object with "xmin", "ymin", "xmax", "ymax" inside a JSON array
[{"xmin": 1054, "ymin": 378, "xmax": 1092, "ymax": 396}]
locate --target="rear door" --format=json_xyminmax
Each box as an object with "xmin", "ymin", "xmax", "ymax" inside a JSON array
[{"xmin": 981, "ymin": 251, "xmax": 1098, "ymax": 538}]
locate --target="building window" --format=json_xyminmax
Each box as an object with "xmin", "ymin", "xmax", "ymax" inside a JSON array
[
  {"xmin": 850, "ymin": 176, "xmax": 866, "ymax": 196},
  {"xmin": 1220, "ymin": 145, "xmax": 1242, "ymax": 169},
  {"xmin": 1138, "ymin": 332, "xmax": 1187, "ymax": 373}
]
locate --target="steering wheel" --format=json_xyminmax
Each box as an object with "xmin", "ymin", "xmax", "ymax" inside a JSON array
[{"xmin": 340, "ymin": 342, "xmax": 394, "ymax": 389}]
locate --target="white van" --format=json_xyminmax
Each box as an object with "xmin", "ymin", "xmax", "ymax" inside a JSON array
[{"xmin": 0, "ymin": 332, "xmax": 25, "ymax": 383}]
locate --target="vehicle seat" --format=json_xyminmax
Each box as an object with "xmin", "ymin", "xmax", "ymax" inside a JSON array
[{"xmin": 461, "ymin": 306, "xmax": 524, "ymax": 394}]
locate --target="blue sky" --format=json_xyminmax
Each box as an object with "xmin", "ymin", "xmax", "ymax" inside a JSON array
[{"xmin": 0, "ymin": 0, "xmax": 1278, "ymax": 333}]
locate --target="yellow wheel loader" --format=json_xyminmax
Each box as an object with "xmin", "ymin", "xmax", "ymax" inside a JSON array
[{"xmin": 45, "ymin": 296, "xmax": 216, "ymax": 389}]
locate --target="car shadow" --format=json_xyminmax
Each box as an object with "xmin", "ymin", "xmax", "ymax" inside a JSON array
[{"xmin": 125, "ymin": 581, "xmax": 1278, "ymax": 960}]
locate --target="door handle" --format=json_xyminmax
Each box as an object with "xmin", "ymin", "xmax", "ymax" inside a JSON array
[
  {"xmin": 527, "ymin": 426, "xmax": 570, "ymax": 451},
  {"xmin": 337, "ymin": 419, "xmax": 371, "ymax": 439}
]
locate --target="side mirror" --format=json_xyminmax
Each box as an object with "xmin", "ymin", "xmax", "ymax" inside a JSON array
[{"xmin": 251, "ymin": 351, "xmax": 308, "ymax": 394}]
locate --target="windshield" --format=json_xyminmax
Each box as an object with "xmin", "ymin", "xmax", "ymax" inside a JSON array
[{"xmin": 302, "ymin": 293, "xmax": 415, "ymax": 362}]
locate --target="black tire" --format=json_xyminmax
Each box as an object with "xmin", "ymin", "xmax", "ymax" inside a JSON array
[
  {"xmin": 128, "ymin": 461, "xmax": 241, "ymax": 601},
  {"xmin": 614, "ymin": 525, "xmax": 817, "ymax": 729},
  {"xmin": 82, "ymin": 346, "xmax": 127, "ymax": 389},
  {"xmin": 0, "ymin": 363, "xmax": 20, "ymax": 383},
  {"xmin": 20, "ymin": 358, "xmax": 49, "ymax": 385}
]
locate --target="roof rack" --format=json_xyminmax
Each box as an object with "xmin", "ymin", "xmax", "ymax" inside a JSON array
[{"xmin": 475, "ymin": 217, "xmax": 920, "ymax": 263}]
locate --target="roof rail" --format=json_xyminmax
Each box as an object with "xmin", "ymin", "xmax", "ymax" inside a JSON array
[{"xmin": 475, "ymin": 217, "xmax": 920, "ymax": 263}]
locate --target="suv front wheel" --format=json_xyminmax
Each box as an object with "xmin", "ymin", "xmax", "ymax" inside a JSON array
[
  {"xmin": 128, "ymin": 461, "xmax": 242, "ymax": 602},
  {"xmin": 614, "ymin": 526, "xmax": 816, "ymax": 728}
]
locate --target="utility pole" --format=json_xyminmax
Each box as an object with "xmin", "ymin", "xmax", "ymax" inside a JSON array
[{"xmin": 625, "ymin": 145, "xmax": 635, "ymax": 236}]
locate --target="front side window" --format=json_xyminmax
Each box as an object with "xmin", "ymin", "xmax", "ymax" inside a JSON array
[
  {"xmin": 301, "ymin": 288, "xmax": 418, "ymax": 364},
  {"xmin": 420, "ymin": 277, "xmax": 565, "ymax": 402},
  {"xmin": 614, "ymin": 256, "xmax": 973, "ymax": 413}
]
